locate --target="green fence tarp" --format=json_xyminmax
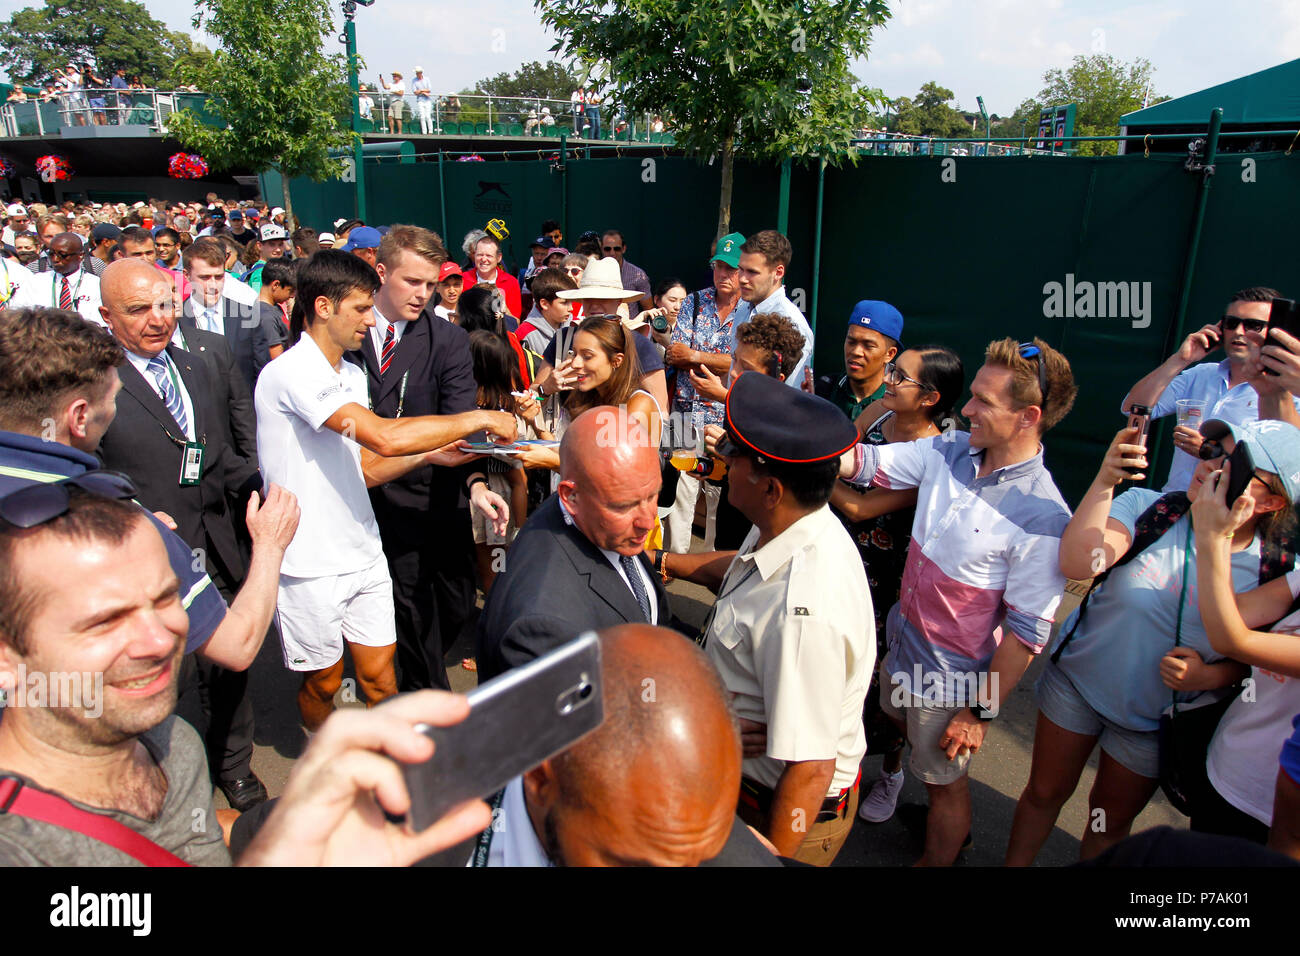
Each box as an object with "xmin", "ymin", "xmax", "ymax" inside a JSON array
[{"xmin": 276, "ymin": 149, "xmax": 1300, "ymax": 505}]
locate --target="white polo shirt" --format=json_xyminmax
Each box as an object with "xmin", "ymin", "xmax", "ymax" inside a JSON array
[{"xmin": 254, "ymin": 333, "xmax": 383, "ymax": 578}]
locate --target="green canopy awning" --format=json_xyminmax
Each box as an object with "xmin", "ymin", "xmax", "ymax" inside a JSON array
[{"xmin": 1121, "ymin": 58, "xmax": 1300, "ymax": 128}]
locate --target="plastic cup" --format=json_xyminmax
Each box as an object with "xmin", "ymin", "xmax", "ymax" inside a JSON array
[{"xmin": 1175, "ymin": 399, "xmax": 1206, "ymax": 427}]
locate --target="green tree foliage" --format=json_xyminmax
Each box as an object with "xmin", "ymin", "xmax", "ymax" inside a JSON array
[
  {"xmin": 475, "ymin": 60, "xmax": 579, "ymax": 101},
  {"xmin": 0, "ymin": 0, "xmax": 208, "ymax": 86},
  {"xmin": 1034, "ymin": 54, "xmax": 1161, "ymax": 155},
  {"xmin": 536, "ymin": 0, "xmax": 892, "ymax": 238},
  {"xmin": 890, "ymin": 82, "xmax": 973, "ymax": 138},
  {"xmin": 168, "ymin": 0, "xmax": 354, "ymax": 226}
]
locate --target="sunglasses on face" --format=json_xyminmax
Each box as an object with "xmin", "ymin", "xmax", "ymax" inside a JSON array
[
  {"xmin": 48, "ymin": 249, "xmax": 81, "ymax": 261},
  {"xmin": 883, "ymin": 361, "xmax": 932, "ymax": 390},
  {"xmin": 1220, "ymin": 315, "xmax": 1268, "ymax": 334},
  {"xmin": 602, "ymin": 245, "xmax": 623, "ymax": 252},
  {"xmin": 1018, "ymin": 342, "xmax": 1048, "ymax": 415},
  {"xmin": 0, "ymin": 471, "xmax": 137, "ymax": 529}
]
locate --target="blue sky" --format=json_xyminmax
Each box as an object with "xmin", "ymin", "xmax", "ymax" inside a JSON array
[{"xmin": 3, "ymin": 0, "xmax": 1296, "ymax": 116}]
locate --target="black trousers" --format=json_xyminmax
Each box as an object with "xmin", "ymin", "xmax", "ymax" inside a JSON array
[{"xmin": 382, "ymin": 508, "xmax": 476, "ymax": 692}]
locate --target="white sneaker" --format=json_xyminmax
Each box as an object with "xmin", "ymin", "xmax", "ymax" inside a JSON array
[{"xmin": 858, "ymin": 769, "xmax": 904, "ymax": 823}]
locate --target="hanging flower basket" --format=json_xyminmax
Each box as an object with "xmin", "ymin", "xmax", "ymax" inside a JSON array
[
  {"xmin": 0, "ymin": 157, "xmax": 14, "ymax": 179},
  {"xmin": 35, "ymin": 154, "xmax": 73, "ymax": 183},
  {"xmin": 168, "ymin": 153, "xmax": 209, "ymax": 179}
]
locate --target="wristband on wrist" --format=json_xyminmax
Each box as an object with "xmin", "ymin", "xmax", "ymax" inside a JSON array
[
  {"xmin": 653, "ymin": 549, "xmax": 671, "ymax": 583},
  {"xmin": 467, "ymin": 474, "xmax": 488, "ymax": 492},
  {"xmin": 968, "ymin": 701, "xmax": 996, "ymax": 721}
]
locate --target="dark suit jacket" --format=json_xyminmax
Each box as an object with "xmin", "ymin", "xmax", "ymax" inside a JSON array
[
  {"xmin": 475, "ymin": 495, "xmax": 671, "ymax": 681},
  {"xmin": 346, "ymin": 306, "xmax": 478, "ymax": 548},
  {"xmin": 97, "ymin": 345, "xmax": 247, "ymax": 592},
  {"xmin": 180, "ymin": 292, "xmax": 260, "ymax": 391},
  {"xmin": 178, "ymin": 325, "xmax": 260, "ymax": 501}
]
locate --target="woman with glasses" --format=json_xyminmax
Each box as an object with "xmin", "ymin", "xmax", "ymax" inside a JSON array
[
  {"xmin": 829, "ymin": 346, "xmax": 964, "ymax": 823},
  {"xmin": 1190, "ymin": 433, "xmax": 1300, "ymax": 844},
  {"xmin": 1006, "ymin": 418, "xmax": 1298, "ymax": 864}
]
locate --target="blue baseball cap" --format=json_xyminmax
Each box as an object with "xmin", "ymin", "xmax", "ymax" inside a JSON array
[
  {"xmin": 340, "ymin": 226, "xmax": 382, "ymax": 252},
  {"xmin": 1200, "ymin": 418, "xmax": 1300, "ymax": 503},
  {"xmin": 848, "ymin": 300, "xmax": 904, "ymax": 344}
]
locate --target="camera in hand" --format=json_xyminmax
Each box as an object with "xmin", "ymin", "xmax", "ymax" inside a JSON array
[{"xmin": 1123, "ymin": 403, "xmax": 1150, "ymax": 479}]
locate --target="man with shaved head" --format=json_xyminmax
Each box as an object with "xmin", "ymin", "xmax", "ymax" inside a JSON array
[
  {"xmin": 476, "ymin": 406, "xmax": 672, "ymax": 681},
  {"xmin": 471, "ymin": 624, "xmax": 777, "ymax": 866},
  {"xmin": 10, "ymin": 232, "xmax": 102, "ymax": 325},
  {"xmin": 95, "ymin": 258, "xmax": 270, "ymax": 811}
]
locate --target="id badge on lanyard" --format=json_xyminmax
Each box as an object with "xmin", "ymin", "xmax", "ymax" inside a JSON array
[{"xmin": 179, "ymin": 441, "xmax": 204, "ymax": 486}]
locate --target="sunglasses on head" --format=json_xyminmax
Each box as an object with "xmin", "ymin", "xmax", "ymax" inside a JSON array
[
  {"xmin": 1220, "ymin": 315, "xmax": 1268, "ymax": 334},
  {"xmin": 1018, "ymin": 342, "xmax": 1048, "ymax": 415},
  {"xmin": 0, "ymin": 471, "xmax": 137, "ymax": 529}
]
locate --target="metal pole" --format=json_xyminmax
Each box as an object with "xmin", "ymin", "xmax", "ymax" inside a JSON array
[
  {"xmin": 487, "ymin": 97, "xmax": 493, "ymax": 133},
  {"xmin": 437, "ymin": 148, "xmax": 448, "ymax": 240},
  {"xmin": 1170, "ymin": 109, "xmax": 1223, "ymax": 346},
  {"xmin": 776, "ymin": 158, "xmax": 791, "ymax": 235},
  {"xmin": 809, "ymin": 156, "xmax": 825, "ymax": 335},
  {"xmin": 343, "ymin": 7, "xmax": 368, "ymax": 223},
  {"xmin": 559, "ymin": 130, "xmax": 569, "ymax": 241},
  {"xmin": 1150, "ymin": 108, "xmax": 1223, "ymax": 484}
]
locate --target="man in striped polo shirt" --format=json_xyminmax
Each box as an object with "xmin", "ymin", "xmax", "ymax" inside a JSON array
[{"xmin": 842, "ymin": 337, "xmax": 1077, "ymax": 865}]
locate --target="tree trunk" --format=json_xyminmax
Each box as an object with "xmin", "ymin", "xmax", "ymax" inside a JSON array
[
  {"xmin": 715, "ymin": 131, "xmax": 735, "ymax": 241},
  {"xmin": 280, "ymin": 173, "xmax": 296, "ymax": 232}
]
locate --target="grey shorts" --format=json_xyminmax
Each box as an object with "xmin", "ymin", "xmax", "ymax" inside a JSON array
[
  {"xmin": 1036, "ymin": 659, "xmax": 1159, "ymax": 779},
  {"xmin": 878, "ymin": 674, "xmax": 973, "ymax": 785}
]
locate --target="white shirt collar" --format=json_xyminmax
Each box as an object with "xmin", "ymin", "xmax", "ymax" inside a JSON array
[{"xmin": 479, "ymin": 777, "xmax": 553, "ymax": 867}]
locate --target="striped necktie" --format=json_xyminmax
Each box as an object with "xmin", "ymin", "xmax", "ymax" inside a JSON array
[
  {"xmin": 619, "ymin": 554, "xmax": 651, "ymax": 622},
  {"xmin": 59, "ymin": 275, "xmax": 72, "ymax": 310},
  {"xmin": 380, "ymin": 321, "xmax": 395, "ymax": 376},
  {"xmin": 147, "ymin": 355, "xmax": 189, "ymax": 436}
]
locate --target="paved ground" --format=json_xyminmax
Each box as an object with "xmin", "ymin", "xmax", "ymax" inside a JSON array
[{"xmin": 184, "ymin": 541, "xmax": 1185, "ymax": 867}]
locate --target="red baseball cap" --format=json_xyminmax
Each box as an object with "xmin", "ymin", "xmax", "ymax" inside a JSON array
[{"xmin": 438, "ymin": 261, "xmax": 463, "ymax": 282}]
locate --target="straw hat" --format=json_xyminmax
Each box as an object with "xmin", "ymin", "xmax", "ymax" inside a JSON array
[{"xmin": 556, "ymin": 257, "xmax": 641, "ymax": 302}]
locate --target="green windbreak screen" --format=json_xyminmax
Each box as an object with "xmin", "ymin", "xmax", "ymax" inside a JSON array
[{"xmin": 280, "ymin": 149, "xmax": 1300, "ymax": 505}]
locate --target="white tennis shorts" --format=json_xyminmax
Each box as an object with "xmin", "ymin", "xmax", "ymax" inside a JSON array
[{"xmin": 275, "ymin": 555, "xmax": 396, "ymax": 672}]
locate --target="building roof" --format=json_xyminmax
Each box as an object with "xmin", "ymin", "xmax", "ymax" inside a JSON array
[{"xmin": 1121, "ymin": 58, "xmax": 1300, "ymax": 128}]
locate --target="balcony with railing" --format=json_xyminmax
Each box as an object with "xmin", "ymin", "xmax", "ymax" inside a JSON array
[{"xmin": 0, "ymin": 87, "xmax": 678, "ymax": 144}]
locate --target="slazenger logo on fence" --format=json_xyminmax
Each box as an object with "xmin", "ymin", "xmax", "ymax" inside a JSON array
[{"xmin": 1042, "ymin": 273, "xmax": 1152, "ymax": 329}]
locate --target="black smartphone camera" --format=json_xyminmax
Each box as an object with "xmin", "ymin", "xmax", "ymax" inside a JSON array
[{"xmin": 1264, "ymin": 298, "xmax": 1300, "ymax": 376}]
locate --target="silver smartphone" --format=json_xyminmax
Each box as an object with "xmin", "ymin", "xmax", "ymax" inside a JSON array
[{"xmin": 401, "ymin": 632, "xmax": 603, "ymax": 832}]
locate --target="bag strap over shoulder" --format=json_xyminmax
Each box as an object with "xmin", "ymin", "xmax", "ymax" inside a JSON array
[
  {"xmin": 0, "ymin": 774, "xmax": 191, "ymax": 867},
  {"xmin": 1051, "ymin": 492, "xmax": 1190, "ymax": 664}
]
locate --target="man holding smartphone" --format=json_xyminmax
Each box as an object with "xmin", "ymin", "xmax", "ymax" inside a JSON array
[{"xmin": 1121, "ymin": 286, "xmax": 1300, "ymax": 491}]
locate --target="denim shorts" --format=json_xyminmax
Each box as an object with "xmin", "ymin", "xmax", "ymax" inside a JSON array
[{"xmin": 1036, "ymin": 659, "xmax": 1159, "ymax": 779}]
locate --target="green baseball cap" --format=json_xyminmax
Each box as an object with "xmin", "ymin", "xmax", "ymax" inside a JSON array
[{"xmin": 711, "ymin": 232, "xmax": 745, "ymax": 268}]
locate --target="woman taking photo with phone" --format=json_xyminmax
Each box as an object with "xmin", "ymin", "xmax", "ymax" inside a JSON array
[
  {"xmin": 1191, "ymin": 421, "xmax": 1300, "ymax": 845},
  {"xmin": 1006, "ymin": 418, "xmax": 1297, "ymax": 864}
]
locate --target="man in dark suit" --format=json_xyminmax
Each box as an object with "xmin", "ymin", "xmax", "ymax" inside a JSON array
[
  {"xmin": 95, "ymin": 259, "xmax": 266, "ymax": 811},
  {"xmin": 476, "ymin": 406, "xmax": 670, "ymax": 681},
  {"xmin": 347, "ymin": 225, "xmax": 487, "ymax": 692},
  {"xmin": 179, "ymin": 237, "xmax": 262, "ymax": 390}
]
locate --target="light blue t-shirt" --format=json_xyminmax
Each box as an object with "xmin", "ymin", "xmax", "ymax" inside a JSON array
[{"xmin": 1053, "ymin": 488, "xmax": 1260, "ymax": 732}]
